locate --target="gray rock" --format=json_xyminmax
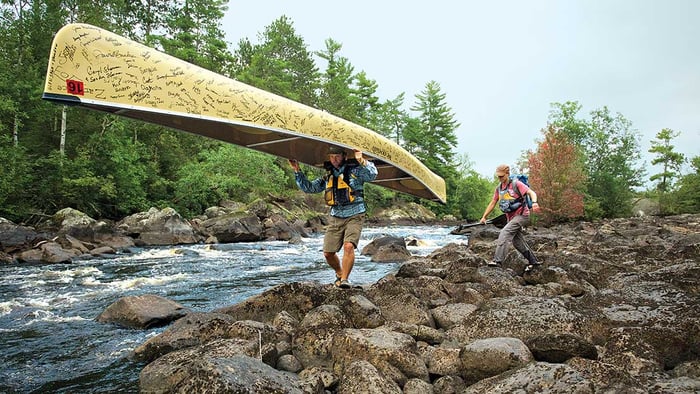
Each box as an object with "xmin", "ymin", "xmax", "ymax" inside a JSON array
[
  {"xmin": 343, "ymin": 294, "xmax": 385, "ymax": 328},
  {"xmin": 371, "ymin": 242, "xmax": 413, "ymax": 262},
  {"xmin": 118, "ymin": 207, "xmax": 198, "ymax": 245},
  {"xmin": 332, "ymin": 328, "xmax": 428, "ymax": 387},
  {"xmin": 200, "ymin": 213, "xmax": 264, "ymax": 243},
  {"xmin": 96, "ymin": 294, "xmax": 188, "ymax": 330},
  {"xmin": 463, "ymin": 362, "xmax": 594, "ymax": 394},
  {"xmin": 140, "ymin": 352, "xmax": 303, "ymax": 393},
  {"xmin": 362, "ymin": 235, "xmax": 412, "ymax": 262},
  {"xmin": 214, "ymin": 282, "xmax": 329, "ymax": 322},
  {"xmin": 384, "ymin": 321, "xmax": 446, "ymax": 345},
  {"xmin": 526, "ymin": 333, "xmax": 598, "ymax": 363},
  {"xmin": 430, "ymin": 303, "xmax": 478, "ymax": 330},
  {"xmin": 459, "ymin": 337, "xmax": 533, "ymax": 384},
  {"xmin": 336, "ymin": 360, "xmax": 401, "ymax": 394},
  {"xmin": 0, "ymin": 218, "xmax": 44, "ymax": 254},
  {"xmin": 277, "ymin": 354, "xmax": 303, "ymax": 373},
  {"xmin": 423, "ymin": 346, "xmax": 462, "ymax": 377},
  {"xmin": 432, "ymin": 375, "xmax": 465, "ymax": 394},
  {"xmin": 292, "ymin": 304, "xmax": 350, "ymax": 369},
  {"xmin": 298, "ymin": 366, "xmax": 337, "ymax": 390},
  {"xmin": 403, "ymin": 378, "xmax": 434, "ymax": 394}
]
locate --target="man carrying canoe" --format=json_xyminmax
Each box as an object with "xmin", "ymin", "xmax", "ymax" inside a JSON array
[{"xmin": 289, "ymin": 146, "xmax": 378, "ymax": 288}]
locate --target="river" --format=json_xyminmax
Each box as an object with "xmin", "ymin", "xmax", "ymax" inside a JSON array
[{"xmin": 0, "ymin": 225, "xmax": 464, "ymax": 393}]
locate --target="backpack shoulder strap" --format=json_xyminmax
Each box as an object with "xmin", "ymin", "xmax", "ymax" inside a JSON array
[{"xmin": 511, "ymin": 178, "xmax": 520, "ymax": 198}]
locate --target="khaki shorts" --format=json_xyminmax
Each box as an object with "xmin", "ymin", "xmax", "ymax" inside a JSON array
[{"xmin": 323, "ymin": 214, "xmax": 365, "ymax": 253}]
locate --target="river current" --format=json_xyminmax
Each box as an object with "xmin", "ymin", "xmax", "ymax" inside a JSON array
[{"xmin": 0, "ymin": 225, "xmax": 464, "ymax": 393}]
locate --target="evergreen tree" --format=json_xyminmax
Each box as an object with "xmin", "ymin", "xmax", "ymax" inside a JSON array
[
  {"xmin": 407, "ymin": 81, "xmax": 460, "ymax": 215},
  {"xmin": 316, "ymin": 38, "xmax": 356, "ymax": 120},
  {"xmin": 407, "ymin": 81, "xmax": 459, "ymax": 178},
  {"xmin": 649, "ymin": 128, "xmax": 685, "ymax": 193},
  {"xmin": 375, "ymin": 93, "xmax": 408, "ymax": 142},
  {"xmin": 235, "ymin": 16, "xmax": 319, "ymax": 106},
  {"xmin": 106, "ymin": 0, "xmax": 170, "ymax": 41},
  {"xmin": 352, "ymin": 71, "xmax": 382, "ymax": 129},
  {"xmin": 0, "ymin": 135, "xmax": 32, "ymax": 221},
  {"xmin": 156, "ymin": 0, "xmax": 234, "ymax": 74}
]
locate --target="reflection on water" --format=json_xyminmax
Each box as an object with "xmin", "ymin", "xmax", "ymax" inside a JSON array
[{"xmin": 0, "ymin": 225, "xmax": 464, "ymax": 392}]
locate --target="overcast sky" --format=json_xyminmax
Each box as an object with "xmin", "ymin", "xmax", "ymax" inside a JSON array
[{"xmin": 221, "ymin": 0, "xmax": 700, "ymax": 181}]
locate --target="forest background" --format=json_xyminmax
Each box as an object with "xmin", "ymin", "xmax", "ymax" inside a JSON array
[{"xmin": 1, "ymin": 1, "xmax": 698, "ymax": 226}]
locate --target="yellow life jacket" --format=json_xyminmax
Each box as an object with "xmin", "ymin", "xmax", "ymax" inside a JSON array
[{"xmin": 323, "ymin": 160, "xmax": 363, "ymax": 206}]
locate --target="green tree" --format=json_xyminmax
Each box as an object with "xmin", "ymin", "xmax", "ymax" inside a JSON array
[
  {"xmin": 548, "ymin": 102, "xmax": 643, "ymax": 219},
  {"xmin": 235, "ymin": 16, "xmax": 319, "ymax": 106},
  {"xmin": 649, "ymin": 128, "xmax": 685, "ymax": 193},
  {"xmin": 0, "ymin": 135, "xmax": 32, "ymax": 221},
  {"xmin": 668, "ymin": 156, "xmax": 700, "ymax": 214},
  {"xmin": 548, "ymin": 101, "xmax": 589, "ymax": 146},
  {"xmin": 0, "ymin": 0, "xmax": 66, "ymax": 151},
  {"xmin": 173, "ymin": 145, "xmax": 288, "ymax": 217},
  {"xmin": 316, "ymin": 38, "xmax": 356, "ymax": 121},
  {"xmin": 586, "ymin": 107, "xmax": 644, "ymax": 218},
  {"xmin": 406, "ymin": 81, "xmax": 460, "ymax": 215},
  {"xmin": 375, "ymin": 93, "xmax": 409, "ymax": 142},
  {"xmin": 352, "ymin": 71, "xmax": 382, "ymax": 129},
  {"xmin": 107, "ymin": 0, "xmax": 170, "ymax": 41},
  {"xmin": 156, "ymin": 0, "xmax": 233, "ymax": 74},
  {"xmin": 407, "ymin": 81, "xmax": 459, "ymax": 178},
  {"xmin": 450, "ymin": 153, "xmax": 493, "ymax": 220}
]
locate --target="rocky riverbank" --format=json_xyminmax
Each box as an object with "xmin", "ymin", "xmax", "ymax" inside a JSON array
[
  {"xmin": 0, "ymin": 198, "xmax": 439, "ymax": 265},
  {"xmin": 97, "ymin": 213, "xmax": 699, "ymax": 393}
]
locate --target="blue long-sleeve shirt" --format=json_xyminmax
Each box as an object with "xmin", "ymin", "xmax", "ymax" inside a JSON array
[{"xmin": 294, "ymin": 160, "xmax": 378, "ymax": 218}]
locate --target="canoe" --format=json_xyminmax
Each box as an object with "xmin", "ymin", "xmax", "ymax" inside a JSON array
[{"xmin": 42, "ymin": 23, "xmax": 446, "ymax": 203}]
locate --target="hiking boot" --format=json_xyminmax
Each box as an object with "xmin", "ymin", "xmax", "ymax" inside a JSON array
[
  {"xmin": 523, "ymin": 250, "xmax": 539, "ymax": 265},
  {"xmin": 339, "ymin": 280, "xmax": 352, "ymax": 289},
  {"xmin": 524, "ymin": 262, "xmax": 542, "ymax": 273},
  {"xmin": 487, "ymin": 261, "xmax": 501, "ymax": 267}
]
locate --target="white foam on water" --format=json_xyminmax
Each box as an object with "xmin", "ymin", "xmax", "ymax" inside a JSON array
[
  {"xmin": 260, "ymin": 265, "xmax": 286, "ymax": 273},
  {"xmin": 123, "ymin": 247, "xmax": 201, "ymax": 261},
  {"xmin": 23, "ymin": 310, "xmax": 89, "ymax": 325},
  {"xmin": 99, "ymin": 273, "xmax": 189, "ymax": 290},
  {"xmin": 0, "ymin": 301, "xmax": 16, "ymax": 316}
]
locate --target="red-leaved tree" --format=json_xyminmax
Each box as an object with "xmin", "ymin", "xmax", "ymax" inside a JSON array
[{"xmin": 528, "ymin": 125, "xmax": 587, "ymax": 224}]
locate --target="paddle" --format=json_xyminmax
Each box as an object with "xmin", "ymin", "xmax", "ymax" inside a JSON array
[{"xmin": 455, "ymin": 214, "xmax": 507, "ymax": 232}]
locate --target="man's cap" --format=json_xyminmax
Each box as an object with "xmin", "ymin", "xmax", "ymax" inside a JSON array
[
  {"xmin": 328, "ymin": 146, "xmax": 346, "ymax": 155},
  {"xmin": 495, "ymin": 164, "xmax": 510, "ymax": 176}
]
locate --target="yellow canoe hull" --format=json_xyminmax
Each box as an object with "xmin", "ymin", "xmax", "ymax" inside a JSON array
[{"xmin": 43, "ymin": 24, "xmax": 446, "ymax": 203}]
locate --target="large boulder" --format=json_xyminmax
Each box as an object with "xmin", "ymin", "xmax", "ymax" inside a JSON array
[
  {"xmin": 16, "ymin": 240, "xmax": 81, "ymax": 263},
  {"xmin": 463, "ymin": 362, "xmax": 595, "ymax": 393},
  {"xmin": 140, "ymin": 352, "xmax": 303, "ymax": 393},
  {"xmin": 96, "ymin": 294, "xmax": 189, "ymax": 329},
  {"xmin": 292, "ymin": 305, "xmax": 351, "ymax": 369},
  {"xmin": 214, "ymin": 282, "xmax": 330, "ymax": 323},
  {"xmin": 118, "ymin": 207, "xmax": 198, "ymax": 245},
  {"xmin": 133, "ymin": 312, "xmax": 238, "ymax": 362},
  {"xmin": 331, "ymin": 328, "xmax": 429, "ymax": 387},
  {"xmin": 459, "ymin": 337, "xmax": 534, "ymax": 384},
  {"xmin": 362, "ymin": 236, "xmax": 412, "ymax": 263},
  {"xmin": 0, "ymin": 218, "xmax": 46, "ymax": 254},
  {"xmin": 199, "ymin": 214, "xmax": 265, "ymax": 243}
]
